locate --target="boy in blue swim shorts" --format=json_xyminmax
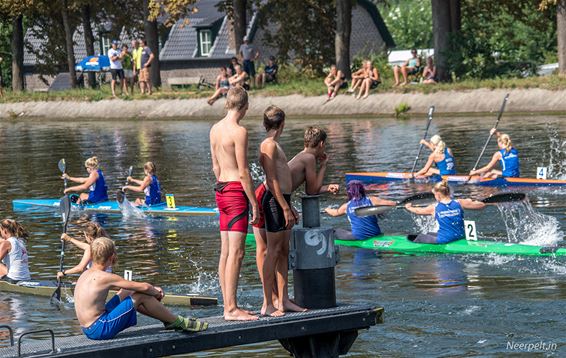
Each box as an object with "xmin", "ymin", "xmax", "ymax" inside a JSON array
[{"xmin": 74, "ymin": 237, "xmax": 208, "ymax": 340}]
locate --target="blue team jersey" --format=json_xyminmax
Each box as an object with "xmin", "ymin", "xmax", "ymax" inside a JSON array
[
  {"xmin": 88, "ymin": 169, "xmax": 108, "ymax": 203},
  {"xmin": 144, "ymin": 175, "xmax": 162, "ymax": 206},
  {"xmin": 435, "ymin": 200, "xmax": 464, "ymax": 244},
  {"xmin": 499, "ymin": 147, "xmax": 520, "ymax": 177},
  {"xmin": 436, "ymin": 148, "xmax": 456, "ymax": 175},
  {"xmin": 346, "ymin": 197, "xmax": 381, "ymax": 240}
]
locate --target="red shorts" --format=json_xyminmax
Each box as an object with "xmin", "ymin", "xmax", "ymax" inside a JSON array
[
  {"xmin": 215, "ymin": 181, "xmax": 249, "ymax": 233},
  {"xmin": 252, "ymin": 183, "xmax": 267, "ymax": 229}
]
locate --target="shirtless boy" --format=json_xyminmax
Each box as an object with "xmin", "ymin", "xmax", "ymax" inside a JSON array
[
  {"xmin": 253, "ymin": 126, "xmax": 339, "ymax": 298},
  {"xmin": 258, "ymin": 105, "xmax": 305, "ymax": 317},
  {"xmin": 74, "ymin": 237, "xmax": 207, "ymax": 340},
  {"xmin": 210, "ymin": 87, "xmax": 259, "ymax": 321}
]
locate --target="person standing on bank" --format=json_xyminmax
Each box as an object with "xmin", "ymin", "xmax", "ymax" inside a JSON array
[
  {"xmin": 139, "ymin": 39, "xmax": 154, "ymax": 95},
  {"xmin": 108, "ymin": 40, "xmax": 128, "ymax": 97},
  {"xmin": 239, "ymin": 36, "xmax": 259, "ymax": 88}
]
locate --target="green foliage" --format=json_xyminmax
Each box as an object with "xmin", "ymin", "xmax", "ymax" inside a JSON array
[
  {"xmin": 0, "ymin": 21, "xmax": 11, "ymax": 88},
  {"xmin": 375, "ymin": 0, "xmax": 432, "ymax": 49},
  {"xmin": 257, "ymin": 0, "xmax": 335, "ymax": 75},
  {"xmin": 394, "ymin": 102, "xmax": 411, "ymax": 119},
  {"xmin": 446, "ymin": 0, "xmax": 557, "ymax": 80},
  {"xmin": 351, "ymin": 53, "xmax": 393, "ymax": 82}
]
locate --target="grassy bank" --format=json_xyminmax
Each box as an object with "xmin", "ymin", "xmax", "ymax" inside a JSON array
[{"xmin": 1, "ymin": 75, "xmax": 565, "ymax": 103}]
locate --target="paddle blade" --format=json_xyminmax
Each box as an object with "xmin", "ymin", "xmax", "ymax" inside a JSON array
[
  {"xmin": 127, "ymin": 166, "xmax": 133, "ymax": 178},
  {"xmin": 51, "ymin": 285, "xmax": 62, "ymax": 304},
  {"xmin": 355, "ymin": 205, "xmax": 392, "ymax": 217},
  {"xmin": 116, "ymin": 189, "xmax": 125, "ymax": 204},
  {"xmin": 481, "ymin": 192, "xmax": 526, "ymax": 204},
  {"xmin": 60, "ymin": 195, "xmax": 72, "ymax": 231},
  {"xmin": 397, "ymin": 192, "xmax": 435, "ymax": 206},
  {"xmin": 58, "ymin": 158, "xmax": 66, "ymax": 174},
  {"xmin": 427, "ymin": 105, "xmax": 435, "ymax": 117}
]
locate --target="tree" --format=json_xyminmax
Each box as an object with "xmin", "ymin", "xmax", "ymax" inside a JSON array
[
  {"xmin": 61, "ymin": 0, "xmax": 77, "ymax": 88},
  {"xmin": 335, "ymin": 0, "xmax": 352, "ymax": 79},
  {"xmin": 377, "ymin": 0, "xmax": 433, "ymax": 49},
  {"xmin": 541, "ymin": 0, "xmax": 566, "ymax": 75},
  {"xmin": 81, "ymin": 4, "xmax": 96, "ymax": 87},
  {"xmin": 431, "ymin": 0, "xmax": 460, "ymax": 82},
  {"xmin": 233, "ymin": 0, "xmax": 247, "ymax": 55}
]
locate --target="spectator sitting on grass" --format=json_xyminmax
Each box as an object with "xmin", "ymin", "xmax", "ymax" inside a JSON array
[
  {"xmin": 228, "ymin": 56, "xmax": 240, "ymax": 76},
  {"xmin": 207, "ymin": 67, "xmax": 231, "ymax": 105},
  {"xmin": 229, "ymin": 64, "xmax": 249, "ymax": 90},
  {"xmin": 422, "ymin": 56, "xmax": 437, "ymax": 84},
  {"xmin": 356, "ymin": 60, "xmax": 380, "ymax": 100},
  {"xmin": 257, "ymin": 56, "xmax": 278, "ymax": 88},
  {"xmin": 346, "ymin": 62, "xmax": 368, "ymax": 94},
  {"xmin": 393, "ymin": 48, "xmax": 420, "ymax": 86},
  {"xmin": 324, "ymin": 65, "xmax": 346, "ymax": 101}
]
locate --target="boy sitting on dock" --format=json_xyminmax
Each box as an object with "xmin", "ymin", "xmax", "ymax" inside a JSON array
[{"xmin": 74, "ymin": 237, "xmax": 208, "ymax": 340}]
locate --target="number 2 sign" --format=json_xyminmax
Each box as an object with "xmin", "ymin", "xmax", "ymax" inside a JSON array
[{"xmin": 464, "ymin": 220, "xmax": 477, "ymax": 241}]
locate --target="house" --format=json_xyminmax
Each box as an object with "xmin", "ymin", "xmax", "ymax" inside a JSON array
[{"xmin": 22, "ymin": 0, "xmax": 394, "ymax": 91}]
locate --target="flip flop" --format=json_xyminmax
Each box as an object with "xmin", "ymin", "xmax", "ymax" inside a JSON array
[{"xmin": 165, "ymin": 316, "xmax": 209, "ymax": 332}]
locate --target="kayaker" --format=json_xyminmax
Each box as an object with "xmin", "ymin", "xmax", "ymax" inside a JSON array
[
  {"xmin": 0, "ymin": 219, "xmax": 31, "ymax": 283},
  {"xmin": 404, "ymin": 180, "xmax": 485, "ymax": 244},
  {"xmin": 122, "ymin": 162, "xmax": 162, "ymax": 206},
  {"xmin": 469, "ymin": 128, "xmax": 520, "ymax": 178},
  {"xmin": 325, "ymin": 180, "xmax": 395, "ymax": 240},
  {"xmin": 414, "ymin": 134, "xmax": 456, "ymax": 177},
  {"xmin": 74, "ymin": 237, "xmax": 208, "ymax": 340},
  {"xmin": 56, "ymin": 221, "xmax": 110, "ymax": 280},
  {"xmin": 63, "ymin": 156, "xmax": 109, "ymax": 204}
]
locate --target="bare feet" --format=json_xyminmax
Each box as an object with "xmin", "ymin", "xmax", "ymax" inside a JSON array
[
  {"xmin": 281, "ymin": 299, "xmax": 307, "ymax": 313},
  {"xmin": 362, "ymin": 94, "xmax": 369, "ymax": 99},
  {"xmin": 263, "ymin": 304, "xmax": 284, "ymax": 317},
  {"xmin": 400, "ymin": 81, "xmax": 407, "ymax": 86},
  {"xmin": 224, "ymin": 308, "xmax": 259, "ymax": 321}
]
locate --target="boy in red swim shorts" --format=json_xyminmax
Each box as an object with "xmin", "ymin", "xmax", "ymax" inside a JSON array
[{"xmin": 210, "ymin": 87, "xmax": 259, "ymax": 321}]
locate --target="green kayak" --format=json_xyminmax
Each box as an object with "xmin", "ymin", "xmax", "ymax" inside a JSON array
[{"xmin": 244, "ymin": 233, "xmax": 566, "ymax": 257}]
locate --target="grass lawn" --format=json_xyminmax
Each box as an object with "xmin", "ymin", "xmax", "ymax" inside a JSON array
[{"xmin": 1, "ymin": 75, "xmax": 565, "ymax": 103}]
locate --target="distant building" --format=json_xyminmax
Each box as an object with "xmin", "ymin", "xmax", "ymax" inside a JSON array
[{"xmin": 23, "ymin": 0, "xmax": 394, "ymax": 91}]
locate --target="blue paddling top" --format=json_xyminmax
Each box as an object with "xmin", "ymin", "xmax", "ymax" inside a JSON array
[
  {"xmin": 88, "ymin": 169, "xmax": 108, "ymax": 203},
  {"xmin": 436, "ymin": 148, "xmax": 456, "ymax": 175},
  {"xmin": 346, "ymin": 197, "xmax": 382, "ymax": 240},
  {"xmin": 499, "ymin": 147, "xmax": 520, "ymax": 177},
  {"xmin": 435, "ymin": 200, "xmax": 464, "ymax": 244},
  {"xmin": 144, "ymin": 175, "xmax": 162, "ymax": 206}
]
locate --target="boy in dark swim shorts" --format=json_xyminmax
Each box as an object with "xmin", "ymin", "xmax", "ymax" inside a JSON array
[
  {"xmin": 74, "ymin": 237, "xmax": 207, "ymax": 340},
  {"xmin": 258, "ymin": 105, "xmax": 305, "ymax": 317}
]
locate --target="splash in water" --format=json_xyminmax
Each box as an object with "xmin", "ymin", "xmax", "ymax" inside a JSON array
[
  {"xmin": 119, "ymin": 197, "xmax": 146, "ymax": 219},
  {"xmin": 544, "ymin": 123, "xmax": 566, "ymax": 179},
  {"xmin": 496, "ymin": 201, "xmax": 563, "ymax": 246},
  {"xmin": 249, "ymin": 161, "xmax": 265, "ymax": 182},
  {"xmin": 409, "ymin": 212, "xmax": 437, "ymax": 234}
]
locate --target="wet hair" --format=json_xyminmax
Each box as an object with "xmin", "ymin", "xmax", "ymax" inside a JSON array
[
  {"xmin": 263, "ymin": 105, "xmax": 285, "ymax": 131},
  {"xmin": 91, "ymin": 237, "xmax": 115, "ymax": 265},
  {"xmin": 432, "ymin": 179, "xmax": 451, "ymax": 197},
  {"xmin": 304, "ymin": 126, "xmax": 327, "ymax": 148},
  {"xmin": 85, "ymin": 156, "xmax": 99, "ymax": 169},
  {"xmin": 144, "ymin": 161, "xmax": 156, "ymax": 175},
  {"xmin": 0, "ymin": 219, "xmax": 29, "ymax": 240},
  {"xmin": 346, "ymin": 180, "xmax": 367, "ymax": 201},
  {"xmin": 225, "ymin": 86, "xmax": 248, "ymax": 111},
  {"xmin": 498, "ymin": 133, "xmax": 513, "ymax": 152},
  {"xmin": 83, "ymin": 222, "xmax": 108, "ymax": 240}
]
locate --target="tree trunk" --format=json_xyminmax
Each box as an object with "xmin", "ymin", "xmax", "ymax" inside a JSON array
[
  {"xmin": 431, "ymin": 0, "xmax": 451, "ymax": 82},
  {"xmin": 11, "ymin": 15, "xmax": 25, "ymax": 91},
  {"xmin": 62, "ymin": 0, "xmax": 77, "ymax": 88},
  {"xmin": 233, "ymin": 0, "xmax": 247, "ymax": 55},
  {"xmin": 449, "ymin": 0, "xmax": 461, "ymax": 33},
  {"xmin": 557, "ymin": 0, "xmax": 566, "ymax": 75},
  {"xmin": 144, "ymin": 0, "xmax": 161, "ymax": 87},
  {"xmin": 82, "ymin": 4, "xmax": 96, "ymax": 88},
  {"xmin": 335, "ymin": 0, "xmax": 352, "ymax": 79}
]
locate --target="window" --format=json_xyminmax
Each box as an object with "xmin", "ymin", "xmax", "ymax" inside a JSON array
[{"xmin": 199, "ymin": 29, "xmax": 212, "ymax": 57}]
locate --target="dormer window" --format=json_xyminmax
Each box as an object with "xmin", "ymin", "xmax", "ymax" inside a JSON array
[{"xmin": 199, "ymin": 29, "xmax": 212, "ymax": 57}]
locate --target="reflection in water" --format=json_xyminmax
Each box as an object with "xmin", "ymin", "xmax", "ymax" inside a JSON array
[{"xmin": 408, "ymin": 256, "xmax": 468, "ymax": 295}]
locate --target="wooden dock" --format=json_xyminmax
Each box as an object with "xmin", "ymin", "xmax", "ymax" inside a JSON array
[{"xmin": 0, "ymin": 304, "xmax": 383, "ymax": 357}]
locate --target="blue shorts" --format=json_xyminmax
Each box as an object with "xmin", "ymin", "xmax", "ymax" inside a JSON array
[{"xmin": 82, "ymin": 295, "xmax": 137, "ymax": 340}]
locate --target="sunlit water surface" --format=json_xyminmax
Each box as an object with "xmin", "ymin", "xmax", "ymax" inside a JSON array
[{"xmin": 0, "ymin": 115, "xmax": 564, "ymax": 356}]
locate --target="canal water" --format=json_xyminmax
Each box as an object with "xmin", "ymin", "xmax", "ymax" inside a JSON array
[{"xmin": 0, "ymin": 114, "xmax": 564, "ymax": 356}]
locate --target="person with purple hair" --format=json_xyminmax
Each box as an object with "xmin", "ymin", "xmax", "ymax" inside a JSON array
[{"xmin": 325, "ymin": 180, "xmax": 395, "ymax": 240}]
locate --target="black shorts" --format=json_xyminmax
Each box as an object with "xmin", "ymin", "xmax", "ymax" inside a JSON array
[
  {"xmin": 243, "ymin": 60, "xmax": 256, "ymax": 77},
  {"xmin": 370, "ymin": 79, "xmax": 381, "ymax": 89},
  {"xmin": 111, "ymin": 69, "xmax": 125, "ymax": 80},
  {"xmin": 265, "ymin": 73, "xmax": 276, "ymax": 83},
  {"xmin": 262, "ymin": 190, "xmax": 291, "ymax": 232}
]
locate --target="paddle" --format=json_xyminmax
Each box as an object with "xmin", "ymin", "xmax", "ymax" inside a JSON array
[
  {"xmin": 480, "ymin": 192, "xmax": 525, "ymax": 204},
  {"xmin": 58, "ymin": 158, "xmax": 67, "ymax": 191},
  {"xmin": 468, "ymin": 93, "xmax": 509, "ymax": 179},
  {"xmin": 410, "ymin": 105, "xmax": 435, "ymax": 175},
  {"xmin": 355, "ymin": 192, "xmax": 435, "ymax": 217},
  {"xmin": 51, "ymin": 194, "xmax": 72, "ymax": 304},
  {"xmin": 116, "ymin": 166, "xmax": 133, "ymax": 204}
]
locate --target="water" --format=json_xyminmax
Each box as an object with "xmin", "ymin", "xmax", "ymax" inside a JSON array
[{"xmin": 0, "ymin": 115, "xmax": 564, "ymax": 356}]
